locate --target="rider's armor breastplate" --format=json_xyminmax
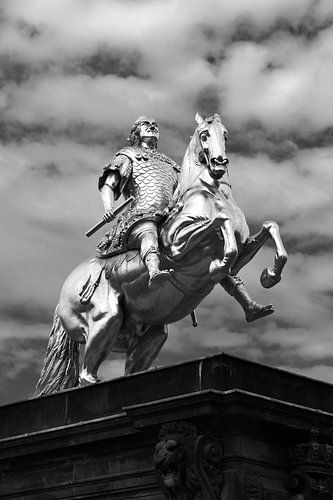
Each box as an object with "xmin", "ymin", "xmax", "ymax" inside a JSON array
[{"xmin": 122, "ymin": 148, "xmax": 179, "ymax": 212}]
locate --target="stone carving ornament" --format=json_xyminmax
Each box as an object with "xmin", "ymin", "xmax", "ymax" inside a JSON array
[
  {"xmin": 153, "ymin": 421, "xmax": 224, "ymax": 500},
  {"xmin": 286, "ymin": 429, "xmax": 333, "ymax": 499}
]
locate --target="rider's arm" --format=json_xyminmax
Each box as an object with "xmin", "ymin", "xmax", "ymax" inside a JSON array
[
  {"xmin": 100, "ymin": 173, "xmax": 117, "ymax": 212},
  {"xmin": 98, "ymin": 154, "xmax": 132, "ymax": 221}
]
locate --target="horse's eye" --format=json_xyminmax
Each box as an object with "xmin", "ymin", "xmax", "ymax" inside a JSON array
[{"xmin": 201, "ymin": 134, "xmax": 208, "ymax": 142}]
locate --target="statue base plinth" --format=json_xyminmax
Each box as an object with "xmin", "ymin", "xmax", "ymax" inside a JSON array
[{"xmin": 1, "ymin": 352, "xmax": 333, "ymax": 499}]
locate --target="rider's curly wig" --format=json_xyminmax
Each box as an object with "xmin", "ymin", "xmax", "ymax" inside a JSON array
[{"xmin": 127, "ymin": 116, "xmax": 155, "ymax": 146}]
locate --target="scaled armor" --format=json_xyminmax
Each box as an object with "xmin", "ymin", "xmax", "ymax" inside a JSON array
[{"xmin": 97, "ymin": 146, "xmax": 180, "ymax": 258}]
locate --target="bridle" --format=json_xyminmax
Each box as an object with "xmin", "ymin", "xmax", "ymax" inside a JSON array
[{"xmin": 196, "ymin": 119, "xmax": 232, "ymax": 188}]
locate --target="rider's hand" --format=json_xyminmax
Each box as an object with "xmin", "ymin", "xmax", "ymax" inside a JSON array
[
  {"xmin": 103, "ymin": 210, "xmax": 115, "ymax": 223},
  {"xmin": 162, "ymin": 207, "xmax": 171, "ymax": 217}
]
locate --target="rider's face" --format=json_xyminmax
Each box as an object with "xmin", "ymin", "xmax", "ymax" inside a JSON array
[{"xmin": 139, "ymin": 119, "xmax": 159, "ymax": 142}]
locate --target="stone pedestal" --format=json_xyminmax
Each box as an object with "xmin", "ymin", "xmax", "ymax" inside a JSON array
[{"xmin": 1, "ymin": 353, "xmax": 333, "ymax": 499}]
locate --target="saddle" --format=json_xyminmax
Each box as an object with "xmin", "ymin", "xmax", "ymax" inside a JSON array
[{"xmin": 79, "ymin": 252, "xmax": 139, "ymax": 304}]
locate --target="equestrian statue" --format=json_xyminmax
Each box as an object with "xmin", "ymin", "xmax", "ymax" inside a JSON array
[{"xmin": 35, "ymin": 113, "xmax": 288, "ymax": 396}]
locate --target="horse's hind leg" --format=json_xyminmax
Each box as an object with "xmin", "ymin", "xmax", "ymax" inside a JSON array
[
  {"xmin": 232, "ymin": 221, "xmax": 288, "ymax": 288},
  {"xmin": 125, "ymin": 324, "xmax": 168, "ymax": 375},
  {"xmin": 80, "ymin": 288, "xmax": 123, "ymax": 385}
]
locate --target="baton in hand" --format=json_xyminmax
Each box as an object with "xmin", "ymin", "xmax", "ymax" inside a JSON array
[{"xmin": 85, "ymin": 196, "xmax": 134, "ymax": 237}]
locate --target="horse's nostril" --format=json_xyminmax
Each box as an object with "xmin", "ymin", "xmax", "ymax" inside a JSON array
[{"xmin": 211, "ymin": 156, "xmax": 228, "ymax": 167}]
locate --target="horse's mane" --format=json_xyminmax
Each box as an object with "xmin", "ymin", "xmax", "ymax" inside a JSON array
[{"xmin": 176, "ymin": 126, "xmax": 203, "ymax": 197}]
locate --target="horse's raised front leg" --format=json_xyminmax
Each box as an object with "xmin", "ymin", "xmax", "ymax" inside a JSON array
[
  {"xmin": 231, "ymin": 221, "xmax": 288, "ymax": 288},
  {"xmin": 80, "ymin": 286, "xmax": 123, "ymax": 386},
  {"xmin": 209, "ymin": 219, "xmax": 238, "ymax": 281},
  {"xmin": 125, "ymin": 324, "xmax": 168, "ymax": 375}
]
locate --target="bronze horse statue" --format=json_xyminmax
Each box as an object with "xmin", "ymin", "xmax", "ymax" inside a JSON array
[{"xmin": 35, "ymin": 113, "xmax": 287, "ymax": 395}]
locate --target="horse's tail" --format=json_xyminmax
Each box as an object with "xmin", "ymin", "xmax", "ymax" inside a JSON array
[{"xmin": 34, "ymin": 305, "xmax": 79, "ymax": 397}]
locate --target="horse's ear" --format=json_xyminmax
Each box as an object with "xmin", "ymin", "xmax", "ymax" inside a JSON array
[
  {"xmin": 214, "ymin": 113, "xmax": 222, "ymax": 122},
  {"xmin": 195, "ymin": 112, "xmax": 205, "ymax": 125}
]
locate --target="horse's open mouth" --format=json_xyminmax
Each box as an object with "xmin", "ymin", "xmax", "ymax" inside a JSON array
[{"xmin": 208, "ymin": 164, "xmax": 226, "ymax": 179}]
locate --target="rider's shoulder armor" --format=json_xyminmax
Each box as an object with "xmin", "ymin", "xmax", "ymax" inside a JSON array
[
  {"xmin": 98, "ymin": 162, "xmax": 114, "ymax": 191},
  {"xmin": 98, "ymin": 149, "xmax": 134, "ymax": 197}
]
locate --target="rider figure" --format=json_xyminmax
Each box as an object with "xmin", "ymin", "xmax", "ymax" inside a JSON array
[{"xmin": 97, "ymin": 116, "xmax": 180, "ymax": 287}]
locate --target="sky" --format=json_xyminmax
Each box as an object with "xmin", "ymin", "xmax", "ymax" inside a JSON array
[{"xmin": 0, "ymin": 0, "xmax": 333, "ymax": 406}]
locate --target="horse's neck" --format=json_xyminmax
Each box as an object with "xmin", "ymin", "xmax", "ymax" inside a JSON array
[
  {"xmin": 217, "ymin": 176, "xmax": 233, "ymax": 197},
  {"xmin": 177, "ymin": 137, "xmax": 203, "ymax": 195}
]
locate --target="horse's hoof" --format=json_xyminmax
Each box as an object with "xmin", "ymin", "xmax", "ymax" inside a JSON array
[
  {"xmin": 79, "ymin": 375, "xmax": 100, "ymax": 387},
  {"xmin": 148, "ymin": 269, "xmax": 174, "ymax": 288},
  {"xmin": 246, "ymin": 303, "xmax": 274, "ymax": 322},
  {"xmin": 260, "ymin": 268, "xmax": 281, "ymax": 288}
]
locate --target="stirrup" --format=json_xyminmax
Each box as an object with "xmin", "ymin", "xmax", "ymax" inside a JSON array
[
  {"xmin": 245, "ymin": 303, "xmax": 274, "ymax": 322},
  {"xmin": 148, "ymin": 269, "xmax": 174, "ymax": 288}
]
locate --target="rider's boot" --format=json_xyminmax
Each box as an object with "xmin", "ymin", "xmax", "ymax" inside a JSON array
[
  {"xmin": 221, "ymin": 275, "xmax": 274, "ymax": 322},
  {"xmin": 145, "ymin": 250, "xmax": 173, "ymax": 288}
]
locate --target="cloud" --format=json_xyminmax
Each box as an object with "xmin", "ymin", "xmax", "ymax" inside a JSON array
[
  {"xmin": 218, "ymin": 28, "xmax": 333, "ymax": 133},
  {"xmin": 228, "ymin": 146, "xmax": 333, "ymax": 239},
  {"xmin": 286, "ymin": 364, "xmax": 333, "ymax": 384}
]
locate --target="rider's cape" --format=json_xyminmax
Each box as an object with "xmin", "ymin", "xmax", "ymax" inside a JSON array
[{"xmin": 97, "ymin": 146, "xmax": 180, "ymax": 258}]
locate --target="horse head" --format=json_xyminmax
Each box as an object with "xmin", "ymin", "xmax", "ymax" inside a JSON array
[{"xmin": 194, "ymin": 112, "xmax": 229, "ymax": 180}]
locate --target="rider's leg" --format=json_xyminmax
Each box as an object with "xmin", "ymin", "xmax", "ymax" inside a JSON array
[
  {"xmin": 220, "ymin": 275, "xmax": 274, "ymax": 322},
  {"xmin": 80, "ymin": 283, "xmax": 123, "ymax": 385},
  {"xmin": 209, "ymin": 219, "xmax": 238, "ymax": 278},
  {"xmin": 125, "ymin": 324, "xmax": 168, "ymax": 374},
  {"xmin": 129, "ymin": 221, "xmax": 173, "ymax": 287}
]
